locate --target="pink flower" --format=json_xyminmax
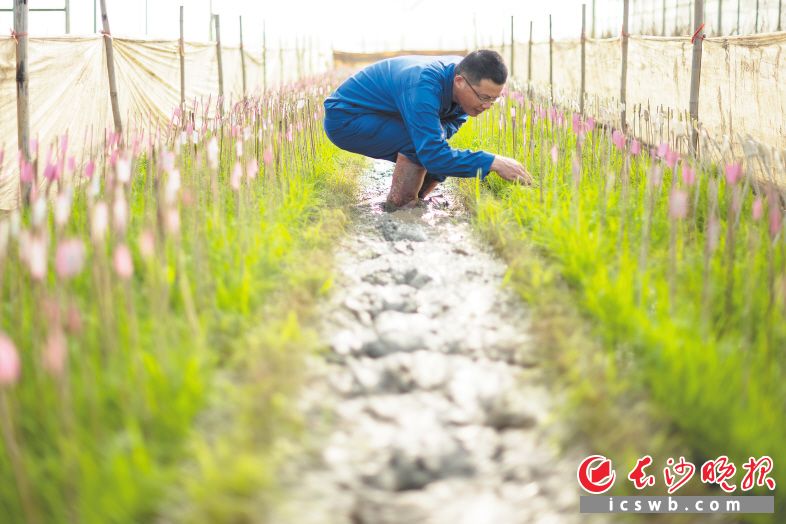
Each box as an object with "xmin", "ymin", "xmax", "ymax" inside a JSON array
[
  {"xmin": 657, "ymin": 142, "xmax": 669, "ymax": 158},
  {"xmin": 263, "ymin": 146, "xmax": 274, "ymax": 166},
  {"xmin": 55, "ymin": 190, "xmax": 73, "ymax": 227},
  {"xmin": 752, "ymin": 197, "xmax": 764, "ymax": 221},
  {"xmin": 20, "ymin": 160, "xmax": 34, "ymax": 183},
  {"xmin": 92, "ymin": 202, "xmax": 108, "ymax": 243},
  {"xmin": 113, "ymin": 194, "xmax": 128, "ymax": 233},
  {"xmin": 630, "ymin": 139, "xmax": 642, "ymax": 156},
  {"xmin": 138, "ymin": 229, "xmax": 155, "ymax": 259},
  {"xmin": 586, "ymin": 117, "xmax": 596, "ymax": 132},
  {"xmin": 230, "ymin": 161, "xmax": 242, "ymax": 191},
  {"xmin": 665, "ymin": 149, "xmax": 679, "ymax": 169},
  {"xmin": 612, "ymin": 130, "xmax": 625, "ymax": 151},
  {"xmin": 84, "ymin": 160, "xmax": 96, "ymax": 179},
  {"xmin": 246, "ymin": 159, "xmax": 258, "ymax": 180},
  {"xmin": 708, "ymin": 216, "xmax": 720, "ymax": 252},
  {"xmin": 43, "ymin": 329, "xmax": 67, "ymax": 377},
  {"xmin": 681, "ymin": 165, "xmax": 696, "ymax": 186},
  {"xmin": 550, "ymin": 145, "xmax": 559, "ymax": 163},
  {"xmin": 572, "ymin": 113, "xmax": 582, "ymax": 136},
  {"xmin": 55, "ymin": 239, "xmax": 85, "ymax": 279},
  {"xmin": 0, "ymin": 333, "xmax": 20, "ymax": 386},
  {"xmin": 113, "ymin": 244, "xmax": 134, "ymax": 279},
  {"xmin": 28, "ymin": 235, "xmax": 47, "ymax": 281},
  {"xmin": 669, "ymin": 189, "xmax": 689, "ymax": 219},
  {"xmin": 43, "ymin": 162, "xmax": 59, "ymax": 181},
  {"xmin": 286, "ymin": 126, "xmax": 294, "ymax": 142},
  {"xmin": 207, "ymin": 137, "xmax": 219, "ymax": 169},
  {"xmin": 165, "ymin": 208, "xmax": 180, "ymax": 235},
  {"xmin": 725, "ymin": 163, "xmax": 742, "ymax": 185}
]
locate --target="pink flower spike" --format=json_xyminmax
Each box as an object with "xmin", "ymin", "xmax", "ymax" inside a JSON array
[
  {"xmin": 657, "ymin": 142, "xmax": 669, "ymax": 158},
  {"xmin": 138, "ymin": 229, "xmax": 155, "ymax": 259},
  {"xmin": 0, "ymin": 333, "xmax": 20, "ymax": 386},
  {"xmin": 665, "ymin": 149, "xmax": 679, "ymax": 169},
  {"xmin": 550, "ymin": 145, "xmax": 559, "ymax": 164},
  {"xmin": 113, "ymin": 244, "xmax": 134, "ymax": 279},
  {"xmin": 612, "ymin": 130, "xmax": 625, "ymax": 151},
  {"xmin": 230, "ymin": 161, "xmax": 242, "ymax": 191},
  {"xmin": 20, "ymin": 160, "xmax": 34, "ymax": 183},
  {"xmin": 246, "ymin": 159, "xmax": 258, "ymax": 180},
  {"xmin": 28, "ymin": 235, "xmax": 47, "ymax": 281},
  {"xmin": 286, "ymin": 126, "xmax": 294, "ymax": 142},
  {"xmin": 630, "ymin": 139, "xmax": 642, "ymax": 156},
  {"xmin": 43, "ymin": 329, "xmax": 68, "ymax": 377},
  {"xmin": 263, "ymin": 146, "xmax": 274, "ymax": 166},
  {"xmin": 681, "ymin": 165, "xmax": 696, "ymax": 186},
  {"xmin": 586, "ymin": 117, "xmax": 596, "ymax": 132},
  {"xmin": 84, "ymin": 160, "xmax": 96, "ymax": 179},
  {"xmin": 725, "ymin": 163, "xmax": 742, "ymax": 185},
  {"xmin": 752, "ymin": 197, "xmax": 764, "ymax": 221},
  {"xmin": 669, "ymin": 189, "xmax": 689, "ymax": 219},
  {"xmin": 55, "ymin": 238, "xmax": 85, "ymax": 280}
]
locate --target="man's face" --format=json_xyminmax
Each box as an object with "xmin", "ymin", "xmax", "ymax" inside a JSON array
[{"xmin": 453, "ymin": 75, "xmax": 504, "ymax": 117}]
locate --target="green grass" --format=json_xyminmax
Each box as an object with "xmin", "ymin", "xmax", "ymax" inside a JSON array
[
  {"xmin": 453, "ymin": 99, "xmax": 784, "ymax": 519},
  {"xmin": 0, "ymin": 88, "xmax": 366, "ymax": 523}
]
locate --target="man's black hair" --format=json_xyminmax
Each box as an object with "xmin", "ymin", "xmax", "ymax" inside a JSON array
[{"xmin": 455, "ymin": 50, "xmax": 507, "ymax": 85}]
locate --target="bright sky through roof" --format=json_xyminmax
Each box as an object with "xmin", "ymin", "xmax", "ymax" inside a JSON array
[{"xmin": 0, "ymin": 0, "xmax": 622, "ymax": 50}]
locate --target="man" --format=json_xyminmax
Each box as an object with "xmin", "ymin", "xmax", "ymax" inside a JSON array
[{"xmin": 323, "ymin": 50, "xmax": 532, "ymax": 209}]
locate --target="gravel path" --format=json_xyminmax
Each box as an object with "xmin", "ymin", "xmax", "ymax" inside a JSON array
[{"xmin": 273, "ymin": 161, "xmax": 610, "ymax": 524}]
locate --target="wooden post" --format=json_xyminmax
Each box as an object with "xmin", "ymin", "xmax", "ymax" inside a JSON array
[
  {"xmin": 621, "ymin": 0, "xmax": 630, "ymax": 131},
  {"xmin": 214, "ymin": 14, "xmax": 224, "ymax": 101},
  {"xmin": 527, "ymin": 20, "xmax": 533, "ymax": 94},
  {"xmin": 662, "ymin": 0, "xmax": 667, "ymax": 35},
  {"xmin": 689, "ymin": 0, "xmax": 704, "ymax": 153},
  {"xmin": 755, "ymin": 0, "xmax": 760, "ymax": 33},
  {"xmin": 100, "ymin": 0, "xmax": 122, "ymax": 136},
  {"xmin": 592, "ymin": 0, "xmax": 596, "ymax": 38},
  {"xmin": 510, "ymin": 15, "xmax": 514, "ymax": 78},
  {"xmin": 717, "ymin": 0, "xmax": 723, "ymax": 35},
  {"xmin": 262, "ymin": 20, "xmax": 267, "ymax": 92},
  {"xmin": 65, "ymin": 0, "xmax": 70, "ymax": 33},
  {"xmin": 179, "ymin": 5, "xmax": 185, "ymax": 113},
  {"xmin": 549, "ymin": 14, "xmax": 554, "ymax": 102},
  {"xmin": 14, "ymin": 0, "xmax": 30, "ymax": 203},
  {"xmin": 239, "ymin": 16, "xmax": 247, "ymax": 97},
  {"xmin": 675, "ymin": 0, "xmax": 680, "ymax": 34},
  {"xmin": 579, "ymin": 4, "xmax": 587, "ymax": 116}
]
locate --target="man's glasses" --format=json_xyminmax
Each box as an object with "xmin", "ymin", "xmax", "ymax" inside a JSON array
[{"xmin": 460, "ymin": 75, "xmax": 499, "ymax": 104}]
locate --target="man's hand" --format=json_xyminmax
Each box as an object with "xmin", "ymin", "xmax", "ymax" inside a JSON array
[{"xmin": 490, "ymin": 155, "xmax": 533, "ymax": 185}]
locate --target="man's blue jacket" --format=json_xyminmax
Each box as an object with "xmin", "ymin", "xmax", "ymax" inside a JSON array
[{"xmin": 323, "ymin": 55, "xmax": 495, "ymax": 179}]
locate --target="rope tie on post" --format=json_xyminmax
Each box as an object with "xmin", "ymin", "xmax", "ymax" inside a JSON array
[
  {"xmin": 100, "ymin": 30, "xmax": 112, "ymax": 39},
  {"xmin": 10, "ymin": 29, "xmax": 28, "ymax": 45},
  {"xmin": 691, "ymin": 23, "xmax": 706, "ymax": 44}
]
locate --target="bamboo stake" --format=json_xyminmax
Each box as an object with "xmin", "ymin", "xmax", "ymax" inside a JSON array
[
  {"xmin": 510, "ymin": 15, "xmax": 514, "ymax": 77},
  {"xmin": 214, "ymin": 14, "xmax": 224, "ymax": 102},
  {"xmin": 592, "ymin": 0, "xmax": 596, "ymax": 38},
  {"xmin": 755, "ymin": 0, "xmax": 760, "ymax": 33},
  {"xmin": 239, "ymin": 16, "xmax": 247, "ymax": 97},
  {"xmin": 689, "ymin": 0, "xmax": 705, "ymax": 153},
  {"xmin": 579, "ymin": 4, "xmax": 587, "ymax": 117},
  {"xmin": 179, "ymin": 6, "xmax": 185, "ymax": 114},
  {"xmin": 621, "ymin": 0, "xmax": 630, "ymax": 131},
  {"xmin": 718, "ymin": 0, "xmax": 723, "ymax": 35},
  {"xmin": 549, "ymin": 14, "xmax": 554, "ymax": 102},
  {"xmin": 262, "ymin": 20, "xmax": 267, "ymax": 92},
  {"xmin": 527, "ymin": 20, "xmax": 533, "ymax": 95},
  {"xmin": 100, "ymin": 0, "xmax": 122, "ymax": 136},
  {"xmin": 14, "ymin": 0, "xmax": 30, "ymax": 205}
]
